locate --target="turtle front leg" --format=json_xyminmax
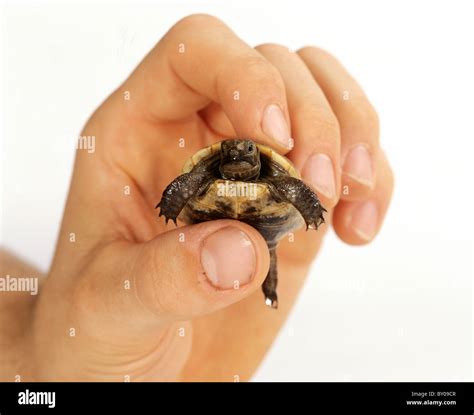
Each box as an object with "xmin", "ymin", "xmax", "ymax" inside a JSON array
[
  {"xmin": 156, "ymin": 173, "xmax": 212, "ymax": 225},
  {"xmin": 262, "ymin": 247, "xmax": 278, "ymax": 309},
  {"xmin": 265, "ymin": 176, "xmax": 327, "ymax": 230}
]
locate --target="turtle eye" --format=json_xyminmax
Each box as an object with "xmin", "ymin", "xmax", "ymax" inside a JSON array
[{"xmin": 248, "ymin": 144, "xmax": 254, "ymax": 152}]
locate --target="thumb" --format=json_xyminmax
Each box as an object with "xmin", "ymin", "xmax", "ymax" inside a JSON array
[
  {"xmin": 139, "ymin": 220, "xmax": 270, "ymax": 320},
  {"xmin": 77, "ymin": 220, "xmax": 270, "ymax": 328}
]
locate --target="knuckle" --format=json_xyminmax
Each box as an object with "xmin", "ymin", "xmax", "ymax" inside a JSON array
[
  {"xmin": 239, "ymin": 55, "xmax": 279, "ymax": 79},
  {"xmin": 217, "ymin": 54, "xmax": 284, "ymax": 94},
  {"xmin": 172, "ymin": 13, "xmax": 224, "ymax": 32},
  {"xmin": 140, "ymin": 246, "xmax": 174, "ymax": 316},
  {"xmin": 297, "ymin": 45, "xmax": 337, "ymax": 62},
  {"xmin": 348, "ymin": 99, "xmax": 380, "ymax": 141},
  {"xmin": 298, "ymin": 105, "xmax": 341, "ymax": 137},
  {"xmin": 142, "ymin": 244, "xmax": 195, "ymax": 318},
  {"xmin": 255, "ymin": 43, "xmax": 290, "ymax": 54}
]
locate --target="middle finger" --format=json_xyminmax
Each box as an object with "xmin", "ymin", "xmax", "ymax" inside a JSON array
[{"xmin": 255, "ymin": 44, "xmax": 341, "ymax": 209}]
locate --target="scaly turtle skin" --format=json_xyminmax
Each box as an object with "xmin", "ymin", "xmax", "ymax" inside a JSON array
[{"xmin": 156, "ymin": 139, "xmax": 326, "ymax": 309}]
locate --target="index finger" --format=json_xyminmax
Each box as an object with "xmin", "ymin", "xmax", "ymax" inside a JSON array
[{"xmin": 122, "ymin": 14, "xmax": 293, "ymax": 151}]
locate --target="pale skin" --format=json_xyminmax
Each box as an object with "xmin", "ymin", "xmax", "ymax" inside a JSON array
[{"xmin": 0, "ymin": 14, "xmax": 393, "ymax": 381}]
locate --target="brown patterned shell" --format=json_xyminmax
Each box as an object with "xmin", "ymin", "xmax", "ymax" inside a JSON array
[
  {"xmin": 178, "ymin": 140, "xmax": 305, "ymax": 236},
  {"xmin": 182, "ymin": 141, "xmax": 300, "ymax": 179}
]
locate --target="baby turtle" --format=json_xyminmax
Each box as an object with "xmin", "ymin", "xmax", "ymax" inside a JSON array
[{"xmin": 156, "ymin": 139, "xmax": 326, "ymax": 309}]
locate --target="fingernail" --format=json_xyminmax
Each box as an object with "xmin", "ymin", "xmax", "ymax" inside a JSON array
[
  {"xmin": 261, "ymin": 104, "xmax": 293, "ymax": 149},
  {"xmin": 303, "ymin": 153, "xmax": 336, "ymax": 200},
  {"xmin": 343, "ymin": 145, "xmax": 374, "ymax": 187},
  {"xmin": 350, "ymin": 201, "xmax": 378, "ymax": 241},
  {"xmin": 201, "ymin": 227, "xmax": 256, "ymax": 290}
]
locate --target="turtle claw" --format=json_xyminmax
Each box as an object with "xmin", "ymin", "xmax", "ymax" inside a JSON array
[
  {"xmin": 305, "ymin": 218, "xmax": 322, "ymax": 231},
  {"xmin": 265, "ymin": 296, "xmax": 278, "ymax": 309},
  {"xmin": 163, "ymin": 215, "xmax": 178, "ymax": 226},
  {"xmin": 156, "ymin": 198, "xmax": 179, "ymax": 226},
  {"xmin": 304, "ymin": 205, "xmax": 326, "ymax": 231}
]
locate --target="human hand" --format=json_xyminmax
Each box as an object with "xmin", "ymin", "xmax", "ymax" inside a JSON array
[{"xmin": 2, "ymin": 14, "xmax": 393, "ymax": 381}]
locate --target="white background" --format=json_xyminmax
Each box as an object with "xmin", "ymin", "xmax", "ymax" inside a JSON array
[{"xmin": 1, "ymin": 0, "xmax": 472, "ymax": 381}]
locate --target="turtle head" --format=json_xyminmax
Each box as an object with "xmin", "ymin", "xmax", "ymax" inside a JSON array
[{"xmin": 219, "ymin": 139, "xmax": 261, "ymax": 181}]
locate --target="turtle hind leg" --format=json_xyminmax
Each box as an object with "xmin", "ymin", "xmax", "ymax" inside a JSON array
[{"xmin": 262, "ymin": 247, "xmax": 278, "ymax": 309}]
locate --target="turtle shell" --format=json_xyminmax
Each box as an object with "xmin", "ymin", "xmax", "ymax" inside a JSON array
[
  {"xmin": 182, "ymin": 141, "xmax": 300, "ymax": 179},
  {"xmin": 178, "ymin": 141, "xmax": 305, "ymax": 242}
]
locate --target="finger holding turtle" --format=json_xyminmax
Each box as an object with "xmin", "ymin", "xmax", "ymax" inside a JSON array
[
  {"xmin": 201, "ymin": 43, "xmax": 394, "ymax": 247},
  {"xmin": 124, "ymin": 13, "xmax": 294, "ymax": 153},
  {"xmin": 297, "ymin": 46, "xmax": 394, "ymax": 243}
]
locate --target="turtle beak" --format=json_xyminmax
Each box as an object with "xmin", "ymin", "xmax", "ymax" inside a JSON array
[{"xmin": 220, "ymin": 161, "xmax": 260, "ymax": 181}]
